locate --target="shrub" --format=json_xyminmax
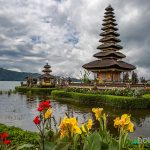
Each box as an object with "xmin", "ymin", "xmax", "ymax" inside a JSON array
[
  {"xmin": 51, "ymin": 90, "xmax": 150, "ymax": 109},
  {"xmin": 0, "ymin": 123, "xmax": 39, "ymax": 147}
]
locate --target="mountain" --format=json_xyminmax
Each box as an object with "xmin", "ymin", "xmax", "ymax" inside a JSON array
[
  {"xmin": 0, "ymin": 68, "xmax": 40, "ymax": 81},
  {"xmin": 0, "ymin": 68, "xmax": 81, "ymax": 82}
]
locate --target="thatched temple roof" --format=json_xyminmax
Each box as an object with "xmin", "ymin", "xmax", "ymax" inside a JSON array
[
  {"xmin": 93, "ymin": 51, "xmax": 126, "ymax": 59},
  {"xmin": 83, "ymin": 59, "xmax": 135, "ymax": 71},
  {"xmin": 39, "ymin": 74, "xmax": 54, "ymax": 79}
]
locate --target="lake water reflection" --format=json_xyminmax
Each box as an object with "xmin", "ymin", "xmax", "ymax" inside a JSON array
[
  {"xmin": 0, "ymin": 93, "xmax": 93, "ymax": 132},
  {"xmin": 0, "ymin": 81, "xmax": 149, "ymax": 139}
]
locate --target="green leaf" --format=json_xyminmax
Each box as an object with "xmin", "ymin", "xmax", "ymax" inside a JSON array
[
  {"xmin": 83, "ymin": 132, "xmax": 101, "ymax": 150},
  {"xmin": 108, "ymin": 139, "xmax": 118, "ymax": 150},
  {"xmin": 43, "ymin": 141, "xmax": 70, "ymax": 150},
  {"xmin": 43, "ymin": 141, "xmax": 55, "ymax": 150},
  {"xmin": 52, "ymin": 141, "xmax": 70, "ymax": 150},
  {"xmin": 17, "ymin": 144, "xmax": 34, "ymax": 150},
  {"xmin": 73, "ymin": 134, "xmax": 80, "ymax": 150}
]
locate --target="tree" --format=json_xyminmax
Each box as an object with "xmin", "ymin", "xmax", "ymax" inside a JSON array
[
  {"xmin": 79, "ymin": 70, "xmax": 91, "ymax": 84},
  {"xmin": 123, "ymin": 73, "xmax": 126, "ymax": 83},
  {"xmin": 124, "ymin": 72, "xmax": 129, "ymax": 83},
  {"xmin": 140, "ymin": 77, "xmax": 146, "ymax": 84},
  {"xmin": 67, "ymin": 77, "xmax": 72, "ymax": 84},
  {"xmin": 131, "ymin": 71, "xmax": 139, "ymax": 84}
]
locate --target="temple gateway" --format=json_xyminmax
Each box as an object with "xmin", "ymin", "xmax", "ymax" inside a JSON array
[{"xmin": 83, "ymin": 5, "xmax": 136, "ymax": 83}]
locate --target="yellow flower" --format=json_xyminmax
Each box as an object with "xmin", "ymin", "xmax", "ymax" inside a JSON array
[
  {"xmin": 70, "ymin": 118, "xmax": 78, "ymax": 126},
  {"xmin": 60, "ymin": 130, "xmax": 67, "ymax": 138},
  {"xmin": 127, "ymin": 122, "xmax": 134, "ymax": 132},
  {"xmin": 74, "ymin": 125, "xmax": 82, "ymax": 134},
  {"xmin": 114, "ymin": 114, "xmax": 134, "ymax": 133},
  {"xmin": 120, "ymin": 114, "xmax": 131, "ymax": 126},
  {"xmin": 92, "ymin": 108, "xmax": 103, "ymax": 120},
  {"xmin": 114, "ymin": 114, "xmax": 131, "ymax": 128},
  {"xmin": 44, "ymin": 108, "xmax": 52, "ymax": 119},
  {"xmin": 81, "ymin": 124, "xmax": 87, "ymax": 133},
  {"xmin": 59, "ymin": 116, "xmax": 81, "ymax": 138},
  {"xmin": 87, "ymin": 119, "xmax": 92, "ymax": 130},
  {"xmin": 114, "ymin": 117, "xmax": 120, "ymax": 128}
]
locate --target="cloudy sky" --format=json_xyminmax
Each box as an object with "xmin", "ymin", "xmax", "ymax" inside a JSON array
[{"xmin": 0, "ymin": 0, "xmax": 150, "ymax": 79}]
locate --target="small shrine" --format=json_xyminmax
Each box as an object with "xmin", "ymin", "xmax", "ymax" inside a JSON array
[
  {"xmin": 39, "ymin": 63, "xmax": 55, "ymax": 87},
  {"xmin": 83, "ymin": 5, "xmax": 136, "ymax": 83}
]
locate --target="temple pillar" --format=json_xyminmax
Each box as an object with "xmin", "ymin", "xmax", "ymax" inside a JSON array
[
  {"xmin": 106, "ymin": 71, "xmax": 111, "ymax": 82},
  {"xmin": 112, "ymin": 71, "xmax": 115, "ymax": 82},
  {"xmin": 114, "ymin": 72, "xmax": 121, "ymax": 82}
]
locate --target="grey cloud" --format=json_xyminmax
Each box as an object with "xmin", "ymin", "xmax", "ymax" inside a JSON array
[{"xmin": 0, "ymin": 0, "xmax": 149, "ymax": 78}]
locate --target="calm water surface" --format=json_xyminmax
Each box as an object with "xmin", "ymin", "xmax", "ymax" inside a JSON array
[{"xmin": 0, "ymin": 81, "xmax": 149, "ymax": 139}]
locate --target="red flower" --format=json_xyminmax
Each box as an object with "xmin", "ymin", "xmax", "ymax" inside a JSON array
[
  {"xmin": 33, "ymin": 116, "xmax": 41, "ymax": 125},
  {"xmin": 37, "ymin": 106, "xmax": 44, "ymax": 112},
  {"xmin": 4, "ymin": 139, "xmax": 11, "ymax": 145},
  {"xmin": 1, "ymin": 132, "xmax": 8, "ymax": 140},
  {"xmin": 37, "ymin": 102, "xmax": 44, "ymax": 112},
  {"xmin": 37, "ymin": 100, "xmax": 51, "ymax": 112},
  {"xmin": 44, "ymin": 100, "xmax": 51, "ymax": 108},
  {"xmin": 39, "ymin": 102, "xmax": 44, "ymax": 108}
]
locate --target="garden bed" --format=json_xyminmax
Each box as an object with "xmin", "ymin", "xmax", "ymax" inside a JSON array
[{"xmin": 51, "ymin": 90, "xmax": 150, "ymax": 109}]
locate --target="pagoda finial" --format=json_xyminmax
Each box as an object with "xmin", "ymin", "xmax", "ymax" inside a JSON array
[{"xmin": 105, "ymin": 4, "xmax": 114, "ymax": 11}]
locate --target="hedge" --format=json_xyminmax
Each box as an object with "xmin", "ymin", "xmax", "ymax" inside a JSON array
[
  {"xmin": 65, "ymin": 87, "xmax": 150, "ymax": 98},
  {"xmin": 0, "ymin": 123, "xmax": 39, "ymax": 147},
  {"xmin": 15, "ymin": 86, "xmax": 57, "ymax": 94},
  {"xmin": 143, "ymin": 94, "xmax": 150, "ymax": 99},
  {"xmin": 51, "ymin": 90, "xmax": 150, "ymax": 109}
]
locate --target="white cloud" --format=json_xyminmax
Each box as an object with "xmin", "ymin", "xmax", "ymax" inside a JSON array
[{"xmin": 8, "ymin": 68, "xmax": 21, "ymax": 72}]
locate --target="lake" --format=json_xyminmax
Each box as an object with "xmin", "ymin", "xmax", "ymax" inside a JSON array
[{"xmin": 0, "ymin": 81, "xmax": 150, "ymax": 139}]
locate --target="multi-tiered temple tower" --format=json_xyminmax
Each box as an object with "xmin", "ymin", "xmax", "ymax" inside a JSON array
[
  {"xmin": 39, "ymin": 63, "xmax": 54, "ymax": 86},
  {"xmin": 83, "ymin": 5, "xmax": 136, "ymax": 83}
]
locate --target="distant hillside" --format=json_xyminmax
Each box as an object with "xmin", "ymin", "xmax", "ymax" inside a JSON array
[
  {"xmin": 0, "ymin": 68, "xmax": 81, "ymax": 82},
  {"xmin": 0, "ymin": 68, "xmax": 40, "ymax": 81}
]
